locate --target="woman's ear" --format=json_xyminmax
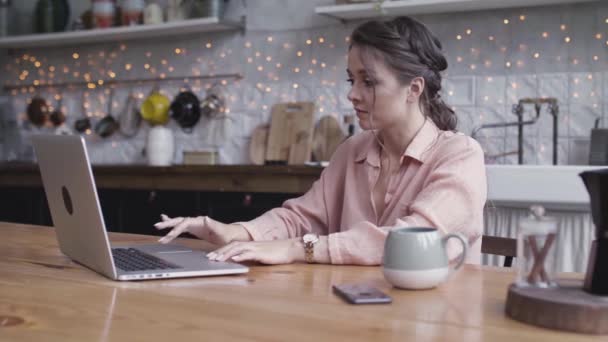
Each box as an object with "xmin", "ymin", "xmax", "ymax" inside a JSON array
[{"xmin": 407, "ymin": 77, "xmax": 425, "ymax": 103}]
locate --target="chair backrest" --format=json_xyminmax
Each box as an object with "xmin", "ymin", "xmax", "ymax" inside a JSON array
[{"xmin": 481, "ymin": 235, "xmax": 517, "ymax": 267}]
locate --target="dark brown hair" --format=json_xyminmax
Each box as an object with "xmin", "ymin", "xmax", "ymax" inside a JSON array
[{"xmin": 350, "ymin": 16, "xmax": 456, "ymax": 131}]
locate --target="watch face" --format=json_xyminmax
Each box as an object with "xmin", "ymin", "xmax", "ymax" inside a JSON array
[{"xmin": 303, "ymin": 234, "xmax": 318, "ymax": 243}]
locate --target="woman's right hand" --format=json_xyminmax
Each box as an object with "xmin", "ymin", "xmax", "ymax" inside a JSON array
[{"xmin": 154, "ymin": 214, "xmax": 252, "ymax": 246}]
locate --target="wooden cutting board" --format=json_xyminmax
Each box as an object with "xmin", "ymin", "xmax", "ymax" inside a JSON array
[
  {"xmin": 312, "ymin": 116, "xmax": 346, "ymax": 162},
  {"xmin": 249, "ymin": 124, "xmax": 269, "ymax": 165},
  {"xmin": 265, "ymin": 102, "xmax": 315, "ymax": 165}
]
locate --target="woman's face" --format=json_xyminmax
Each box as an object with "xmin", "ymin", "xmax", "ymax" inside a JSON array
[{"xmin": 346, "ymin": 45, "xmax": 411, "ymax": 131}]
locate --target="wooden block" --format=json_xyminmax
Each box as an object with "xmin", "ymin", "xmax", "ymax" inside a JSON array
[
  {"xmin": 249, "ymin": 124, "xmax": 269, "ymax": 165},
  {"xmin": 312, "ymin": 115, "xmax": 346, "ymax": 162},
  {"xmin": 183, "ymin": 151, "xmax": 218, "ymax": 165},
  {"xmin": 505, "ymin": 280, "xmax": 608, "ymax": 335},
  {"xmin": 265, "ymin": 102, "xmax": 315, "ymax": 165}
]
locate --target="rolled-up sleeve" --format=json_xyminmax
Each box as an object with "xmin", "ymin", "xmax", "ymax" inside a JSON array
[{"xmin": 236, "ymin": 167, "xmax": 333, "ymax": 241}]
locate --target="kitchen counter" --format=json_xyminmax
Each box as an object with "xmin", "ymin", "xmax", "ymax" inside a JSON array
[
  {"xmin": 485, "ymin": 165, "xmax": 604, "ymax": 211},
  {"xmin": 0, "ymin": 162, "xmax": 323, "ymax": 194},
  {"xmin": 1, "ymin": 162, "xmax": 603, "ymax": 207}
]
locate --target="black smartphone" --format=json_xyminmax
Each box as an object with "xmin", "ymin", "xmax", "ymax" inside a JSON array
[{"xmin": 332, "ymin": 284, "xmax": 392, "ymax": 305}]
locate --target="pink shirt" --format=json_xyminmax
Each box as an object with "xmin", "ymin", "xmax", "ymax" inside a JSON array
[{"xmin": 238, "ymin": 119, "xmax": 487, "ymax": 265}]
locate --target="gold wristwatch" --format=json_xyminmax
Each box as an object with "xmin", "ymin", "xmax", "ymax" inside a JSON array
[{"xmin": 302, "ymin": 234, "xmax": 319, "ymax": 263}]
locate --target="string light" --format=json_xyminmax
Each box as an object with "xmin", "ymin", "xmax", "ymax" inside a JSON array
[{"xmin": 3, "ymin": 9, "xmax": 603, "ymax": 156}]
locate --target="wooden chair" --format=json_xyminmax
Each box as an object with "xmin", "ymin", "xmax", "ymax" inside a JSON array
[{"xmin": 481, "ymin": 235, "xmax": 517, "ymax": 267}]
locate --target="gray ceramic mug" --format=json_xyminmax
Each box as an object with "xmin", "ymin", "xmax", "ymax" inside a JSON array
[{"xmin": 383, "ymin": 227, "xmax": 468, "ymax": 290}]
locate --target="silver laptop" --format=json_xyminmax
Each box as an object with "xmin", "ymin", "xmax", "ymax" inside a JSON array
[{"xmin": 31, "ymin": 134, "xmax": 248, "ymax": 281}]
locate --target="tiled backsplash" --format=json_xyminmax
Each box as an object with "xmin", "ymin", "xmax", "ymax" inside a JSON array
[{"xmin": 0, "ymin": 0, "xmax": 606, "ymax": 165}]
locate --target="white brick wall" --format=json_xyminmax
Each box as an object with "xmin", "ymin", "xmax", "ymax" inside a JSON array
[{"xmin": 1, "ymin": 0, "xmax": 606, "ymax": 165}]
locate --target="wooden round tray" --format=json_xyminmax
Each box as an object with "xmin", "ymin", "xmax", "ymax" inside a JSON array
[{"xmin": 505, "ymin": 280, "xmax": 608, "ymax": 335}]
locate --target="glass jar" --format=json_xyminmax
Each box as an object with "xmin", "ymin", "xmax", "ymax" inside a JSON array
[
  {"xmin": 93, "ymin": 0, "xmax": 115, "ymax": 29},
  {"xmin": 122, "ymin": 0, "xmax": 144, "ymax": 26},
  {"xmin": 185, "ymin": 0, "xmax": 226, "ymax": 19},
  {"xmin": 516, "ymin": 206, "xmax": 559, "ymax": 288}
]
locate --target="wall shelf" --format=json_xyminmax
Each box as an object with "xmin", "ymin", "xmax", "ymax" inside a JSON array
[
  {"xmin": 315, "ymin": 0, "xmax": 598, "ymax": 20},
  {"xmin": 0, "ymin": 17, "xmax": 244, "ymax": 50}
]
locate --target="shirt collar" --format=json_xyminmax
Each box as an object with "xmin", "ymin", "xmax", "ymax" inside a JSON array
[{"xmin": 354, "ymin": 119, "xmax": 439, "ymax": 166}]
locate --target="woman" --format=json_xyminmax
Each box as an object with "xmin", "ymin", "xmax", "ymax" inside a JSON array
[{"xmin": 155, "ymin": 16, "xmax": 487, "ymax": 265}]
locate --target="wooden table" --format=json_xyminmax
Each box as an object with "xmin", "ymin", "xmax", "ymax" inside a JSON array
[{"xmin": 0, "ymin": 222, "xmax": 604, "ymax": 341}]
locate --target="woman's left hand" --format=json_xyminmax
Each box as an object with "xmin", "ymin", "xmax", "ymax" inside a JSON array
[{"xmin": 207, "ymin": 239, "xmax": 303, "ymax": 265}]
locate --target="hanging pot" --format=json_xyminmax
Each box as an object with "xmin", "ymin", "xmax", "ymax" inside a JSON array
[
  {"xmin": 27, "ymin": 95, "xmax": 49, "ymax": 127},
  {"xmin": 169, "ymin": 89, "xmax": 200, "ymax": 133},
  {"xmin": 140, "ymin": 87, "xmax": 170, "ymax": 125},
  {"xmin": 200, "ymin": 84, "xmax": 226, "ymax": 119}
]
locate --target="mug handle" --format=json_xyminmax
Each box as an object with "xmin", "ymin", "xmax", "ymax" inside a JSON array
[{"xmin": 442, "ymin": 233, "xmax": 468, "ymax": 271}]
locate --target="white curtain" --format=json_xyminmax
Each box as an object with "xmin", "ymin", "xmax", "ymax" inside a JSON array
[{"xmin": 483, "ymin": 206, "xmax": 594, "ymax": 273}]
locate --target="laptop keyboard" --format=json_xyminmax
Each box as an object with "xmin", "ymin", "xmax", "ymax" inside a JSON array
[{"xmin": 112, "ymin": 248, "xmax": 181, "ymax": 272}]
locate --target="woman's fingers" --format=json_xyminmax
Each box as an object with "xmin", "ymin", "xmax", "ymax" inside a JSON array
[
  {"xmin": 154, "ymin": 214, "xmax": 185, "ymax": 230},
  {"xmin": 209, "ymin": 242, "xmax": 250, "ymax": 261},
  {"xmin": 158, "ymin": 217, "xmax": 192, "ymax": 243},
  {"xmin": 231, "ymin": 251, "xmax": 257, "ymax": 262}
]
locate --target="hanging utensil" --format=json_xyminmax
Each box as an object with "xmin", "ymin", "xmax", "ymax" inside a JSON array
[
  {"xmin": 169, "ymin": 86, "xmax": 201, "ymax": 133},
  {"xmin": 94, "ymin": 89, "xmax": 119, "ymax": 138},
  {"xmin": 74, "ymin": 92, "xmax": 92, "ymax": 133},
  {"xmin": 200, "ymin": 83, "xmax": 225, "ymax": 119},
  {"xmin": 49, "ymin": 93, "xmax": 66, "ymax": 127},
  {"xmin": 118, "ymin": 90, "xmax": 141, "ymax": 137}
]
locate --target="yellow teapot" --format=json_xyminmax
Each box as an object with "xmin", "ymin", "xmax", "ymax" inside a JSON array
[{"xmin": 140, "ymin": 89, "xmax": 170, "ymax": 125}]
